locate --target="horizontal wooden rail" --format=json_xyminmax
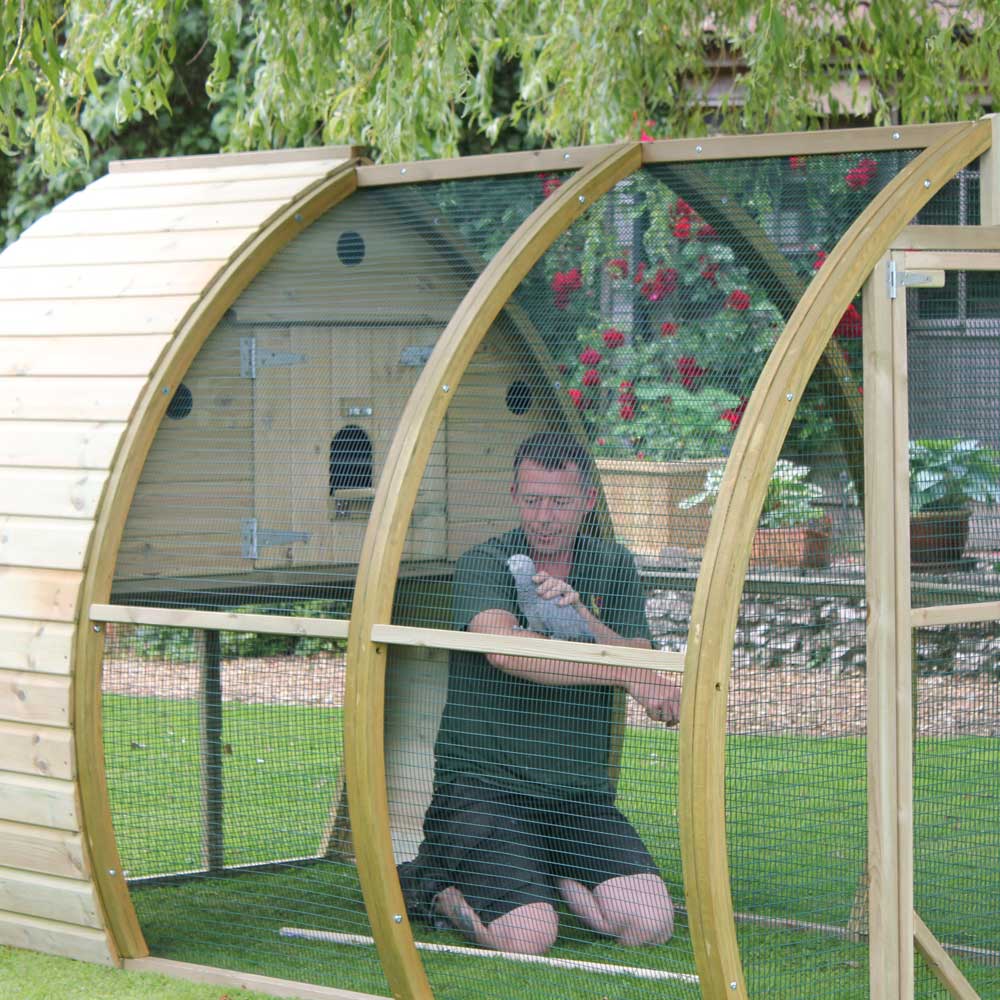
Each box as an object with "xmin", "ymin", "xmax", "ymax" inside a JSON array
[
  {"xmin": 894, "ymin": 225, "xmax": 1000, "ymax": 250},
  {"xmin": 88, "ymin": 603, "xmax": 349, "ymax": 639},
  {"xmin": 370, "ymin": 623, "xmax": 685, "ymax": 673},
  {"xmin": 903, "ymin": 249, "xmax": 1000, "ymax": 271},
  {"xmin": 910, "ymin": 600, "xmax": 1000, "ymax": 628}
]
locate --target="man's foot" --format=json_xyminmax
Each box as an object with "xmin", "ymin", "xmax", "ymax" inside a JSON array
[{"xmin": 432, "ymin": 886, "xmax": 488, "ymax": 943}]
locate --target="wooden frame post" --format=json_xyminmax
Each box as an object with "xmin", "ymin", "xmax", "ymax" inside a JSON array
[
  {"xmin": 863, "ymin": 253, "xmax": 914, "ymax": 999},
  {"xmin": 200, "ymin": 630, "xmax": 224, "ymax": 873}
]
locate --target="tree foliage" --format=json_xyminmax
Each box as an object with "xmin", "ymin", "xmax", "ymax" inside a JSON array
[{"xmin": 2, "ymin": 2, "xmax": 999, "ymax": 241}]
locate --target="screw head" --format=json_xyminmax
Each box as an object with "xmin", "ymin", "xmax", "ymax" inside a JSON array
[
  {"xmin": 441, "ymin": 384, "xmax": 450, "ymax": 393},
  {"xmin": 786, "ymin": 392, "xmax": 794, "ymax": 401},
  {"xmin": 92, "ymin": 624, "xmax": 102, "ymax": 633},
  {"xmin": 563, "ymin": 152, "xmax": 571, "ymax": 160},
  {"xmin": 393, "ymin": 914, "xmax": 402, "ymax": 924},
  {"xmin": 923, "ymin": 179, "xmax": 932, "ymax": 188},
  {"xmin": 400, "ymin": 167, "xmax": 407, "ymax": 175},
  {"xmin": 892, "ymin": 130, "xmax": 901, "ymax": 140},
  {"xmin": 695, "ymin": 144, "xmax": 703, "ymax": 153},
  {"xmin": 294, "ymin": 212, "xmax": 303, "ymax": 222},
  {"xmin": 578, "ymin": 194, "xmax": 586, "ymax": 203}
]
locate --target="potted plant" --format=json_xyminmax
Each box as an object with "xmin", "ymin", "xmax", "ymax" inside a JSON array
[
  {"xmin": 909, "ymin": 439, "xmax": 1000, "ymax": 565},
  {"xmin": 681, "ymin": 459, "xmax": 832, "ymax": 568}
]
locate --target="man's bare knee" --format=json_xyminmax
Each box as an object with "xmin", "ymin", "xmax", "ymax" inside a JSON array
[
  {"xmin": 483, "ymin": 902, "xmax": 559, "ymax": 955},
  {"xmin": 594, "ymin": 873, "xmax": 674, "ymax": 947}
]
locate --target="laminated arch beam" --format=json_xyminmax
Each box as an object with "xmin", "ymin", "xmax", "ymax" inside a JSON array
[
  {"xmin": 0, "ymin": 150, "xmax": 362, "ymax": 963},
  {"xmin": 344, "ymin": 141, "xmax": 643, "ymax": 1000},
  {"xmin": 679, "ymin": 117, "xmax": 994, "ymax": 999}
]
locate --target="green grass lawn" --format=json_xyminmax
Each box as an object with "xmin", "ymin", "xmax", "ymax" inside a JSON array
[{"xmin": 100, "ymin": 693, "xmax": 999, "ymax": 999}]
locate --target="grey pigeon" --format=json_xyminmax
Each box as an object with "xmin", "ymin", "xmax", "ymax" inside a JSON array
[{"xmin": 506, "ymin": 553, "xmax": 595, "ymax": 642}]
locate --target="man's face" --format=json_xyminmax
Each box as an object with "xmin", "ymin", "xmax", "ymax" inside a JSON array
[{"xmin": 511, "ymin": 459, "xmax": 596, "ymax": 558}]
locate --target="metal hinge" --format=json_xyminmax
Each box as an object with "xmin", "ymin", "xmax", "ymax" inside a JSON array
[
  {"xmin": 240, "ymin": 518, "xmax": 310, "ymax": 559},
  {"xmin": 886, "ymin": 260, "xmax": 942, "ymax": 299},
  {"xmin": 240, "ymin": 337, "xmax": 308, "ymax": 379}
]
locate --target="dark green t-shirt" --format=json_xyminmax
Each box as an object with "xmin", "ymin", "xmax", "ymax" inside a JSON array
[{"xmin": 434, "ymin": 528, "xmax": 650, "ymax": 795}]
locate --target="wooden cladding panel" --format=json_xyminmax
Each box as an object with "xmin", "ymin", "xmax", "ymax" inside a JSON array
[
  {"xmin": 0, "ymin": 516, "xmax": 93, "ymax": 571},
  {"xmin": 0, "ymin": 336, "xmax": 170, "ymax": 378},
  {"xmin": 0, "ymin": 469, "xmax": 109, "ymax": 520},
  {"xmin": 0, "ymin": 867, "xmax": 102, "ymax": 929},
  {"xmin": 0, "ymin": 670, "xmax": 71, "ymax": 727},
  {"xmin": 98, "ymin": 155, "xmax": 349, "ymax": 188},
  {"xmin": 0, "ymin": 910, "xmax": 113, "ymax": 964},
  {"xmin": 0, "ymin": 378, "xmax": 148, "ymax": 422},
  {"xmin": 0, "ymin": 569, "xmax": 81, "ymax": 622},
  {"xmin": 0, "ymin": 298, "xmax": 197, "ymax": 337},
  {"xmin": 0, "ymin": 722, "xmax": 73, "ymax": 779},
  {"xmin": 23, "ymin": 200, "xmax": 289, "ymax": 239},
  {"xmin": 0, "ymin": 261, "xmax": 225, "ymax": 302},
  {"xmin": 0, "ymin": 421, "xmax": 125, "ymax": 469},
  {"xmin": 0, "ymin": 821, "xmax": 88, "ymax": 880},
  {"xmin": 0, "ymin": 619, "xmax": 75, "ymax": 674},
  {"xmin": 0, "ymin": 230, "xmax": 256, "ymax": 268},
  {"xmin": 0, "ymin": 772, "xmax": 78, "ymax": 830}
]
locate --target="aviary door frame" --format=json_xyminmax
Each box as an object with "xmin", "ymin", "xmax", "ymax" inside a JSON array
[{"xmin": 863, "ymin": 245, "xmax": 1000, "ymax": 1000}]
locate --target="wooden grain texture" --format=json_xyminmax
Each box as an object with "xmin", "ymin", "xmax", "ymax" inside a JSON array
[
  {"xmin": 344, "ymin": 142, "xmax": 641, "ymax": 1000},
  {"xmin": 0, "ymin": 421, "xmax": 126, "ymax": 469},
  {"xmin": 0, "ymin": 568, "xmax": 81, "ymax": 622},
  {"xmin": 0, "ymin": 821, "xmax": 87, "ymax": 879},
  {"xmin": 642, "ymin": 121, "xmax": 965, "ymax": 164},
  {"xmin": 0, "ymin": 866, "xmax": 103, "ymax": 929},
  {"xmin": 0, "ymin": 670, "xmax": 70, "ymax": 727},
  {"xmin": 124, "ymin": 957, "xmax": 386, "ymax": 1000},
  {"xmin": 902, "ymin": 249, "xmax": 1000, "ymax": 271},
  {"xmin": 0, "ymin": 516, "xmax": 93, "ymax": 571},
  {"xmin": 980, "ymin": 114, "xmax": 1000, "ymax": 226},
  {"xmin": 72, "ymin": 160, "xmax": 359, "ymax": 963},
  {"xmin": 0, "ymin": 261, "xmax": 225, "ymax": 300},
  {"xmin": 371, "ymin": 624, "xmax": 684, "ymax": 673},
  {"xmin": 0, "ymin": 378, "xmax": 148, "ymax": 422},
  {"xmin": 108, "ymin": 146, "xmax": 356, "ymax": 173},
  {"xmin": 0, "ymin": 721, "xmax": 73, "ymax": 779},
  {"xmin": 894, "ymin": 225, "xmax": 1000, "ymax": 250},
  {"xmin": 23, "ymin": 201, "xmax": 289, "ymax": 239},
  {"xmin": 0, "ymin": 469, "xmax": 108, "ymax": 520},
  {"xmin": 100, "ymin": 155, "xmax": 352, "ymax": 187},
  {"xmin": 0, "ymin": 297, "xmax": 197, "ymax": 337},
  {"xmin": 910, "ymin": 601, "xmax": 1000, "ymax": 627},
  {"xmin": 90, "ymin": 602, "xmax": 350, "ymax": 638},
  {"xmin": 678, "ymin": 117, "xmax": 992, "ymax": 1000},
  {"xmin": 0, "ymin": 909, "xmax": 114, "ymax": 965},
  {"xmin": 0, "ymin": 336, "xmax": 170, "ymax": 377},
  {"xmin": 0, "ymin": 229, "xmax": 256, "ymax": 267},
  {"xmin": 913, "ymin": 910, "xmax": 981, "ymax": 1000},
  {"xmin": 0, "ymin": 771, "xmax": 78, "ymax": 830},
  {"xmin": 0, "ymin": 618, "xmax": 75, "ymax": 674}
]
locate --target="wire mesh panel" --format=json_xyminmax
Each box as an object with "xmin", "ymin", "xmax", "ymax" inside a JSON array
[
  {"xmin": 384, "ymin": 150, "xmax": 919, "ymax": 999},
  {"xmin": 906, "ymin": 259, "xmax": 1000, "ymax": 996},
  {"xmin": 101, "ymin": 622, "xmax": 388, "ymax": 993}
]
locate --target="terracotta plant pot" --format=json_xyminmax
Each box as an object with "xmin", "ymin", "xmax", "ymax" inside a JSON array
[
  {"xmin": 750, "ymin": 516, "xmax": 832, "ymax": 569},
  {"xmin": 909, "ymin": 508, "xmax": 970, "ymax": 565},
  {"xmin": 596, "ymin": 457, "xmax": 726, "ymax": 555}
]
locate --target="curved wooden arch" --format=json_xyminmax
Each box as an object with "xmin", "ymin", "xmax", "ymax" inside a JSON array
[
  {"xmin": 344, "ymin": 142, "xmax": 642, "ymax": 1000},
  {"xmin": 678, "ymin": 117, "xmax": 994, "ymax": 999},
  {"xmin": 73, "ymin": 160, "xmax": 359, "ymax": 959}
]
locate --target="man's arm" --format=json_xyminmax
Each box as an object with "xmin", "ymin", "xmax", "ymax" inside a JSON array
[{"xmin": 468, "ymin": 607, "xmax": 680, "ymax": 724}]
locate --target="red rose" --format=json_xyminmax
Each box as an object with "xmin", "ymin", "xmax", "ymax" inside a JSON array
[
  {"xmin": 789, "ymin": 155, "xmax": 806, "ymax": 171},
  {"xmin": 552, "ymin": 268, "xmax": 583, "ymax": 309},
  {"xmin": 845, "ymin": 157, "xmax": 877, "ymax": 190},
  {"xmin": 579, "ymin": 347, "xmax": 602, "ymax": 365},
  {"xmin": 540, "ymin": 173, "xmax": 563, "ymax": 198},
  {"xmin": 633, "ymin": 262, "xmax": 647, "ymax": 285},
  {"xmin": 582, "ymin": 368, "xmax": 601, "ymax": 387},
  {"xmin": 660, "ymin": 322, "xmax": 678, "ymax": 337},
  {"xmin": 696, "ymin": 224, "xmax": 718, "ymax": 240},
  {"xmin": 640, "ymin": 267, "xmax": 678, "ymax": 302},
  {"xmin": 813, "ymin": 249, "xmax": 827, "ymax": 271},
  {"xmin": 619, "ymin": 400, "xmax": 636, "ymax": 420},
  {"xmin": 834, "ymin": 303, "xmax": 862, "ymax": 339},
  {"xmin": 602, "ymin": 327, "xmax": 625, "ymax": 348},
  {"xmin": 568, "ymin": 388, "xmax": 585, "ymax": 409},
  {"xmin": 557, "ymin": 364, "xmax": 568, "ymax": 374},
  {"xmin": 675, "ymin": 197, "xmax": 694, "ymax": 217},
  {"xmin": 640, "ymin": 130, "xmax": 656, "ymax": 143},
  {"xmin": 726, "ymin": 290, "xmax": 751, "ymax": 311},
  {"xmin": 606, "ymin": 257, "xmax": 629, "ymax": 278},
  {"xmin": 677, "ymin": 356, "xmax": 707, "ymax": 389},
  {"xmin": 619, "ymin": 380, "xmax": 634, "ymax": 390},
  {"xmin": 673, "ymin": 216, "xmax": 692, "ymax": 240},
  {"xmin": 721, "ymin": 396, "xmax": 749, "ymax": 429},
  {"xmin": 700, "ymin": 260, "xmax": 720, "ymax": 283}
]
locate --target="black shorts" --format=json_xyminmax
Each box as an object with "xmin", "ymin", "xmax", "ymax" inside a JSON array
[{"xmin": 398, "ymin": 779, "xmax": 660, "ymax": 925}]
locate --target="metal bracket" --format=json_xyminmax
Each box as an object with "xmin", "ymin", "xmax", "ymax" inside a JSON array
[
  {"xmin": 399, "ymin": 344, "xmax": 434, "ymax": 367},
  {"xmin": 240, "ymin": 337, "xmax": 308, "ymax": 378},
  {"xmin": 240, "ymin": 518, "xmax": 310, "ymax": 559},
  {"xmin": 887, "ymin": 260, "xmax": 945, "ymax": 299}
]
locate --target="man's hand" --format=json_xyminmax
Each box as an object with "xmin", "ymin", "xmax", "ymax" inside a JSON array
[
  {"xmin": 531, "ymin": 570, "xmax": 581, "ymax": 608},
  {"xmin": 628, "ymin": 673, "xmax": 681, "ymax": 725}
]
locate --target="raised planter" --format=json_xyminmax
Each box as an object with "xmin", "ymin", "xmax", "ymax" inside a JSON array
[
  {"xmin": 750, "ymin": 517, "xmax": 833, "ymax": 570},
  {"xmin": 596, "ymin": 457, "xmax": 725, "ymax": 555},
  {"xmin": 910, "ymin": 508, "xmax": 971, "ymax": 565}
]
